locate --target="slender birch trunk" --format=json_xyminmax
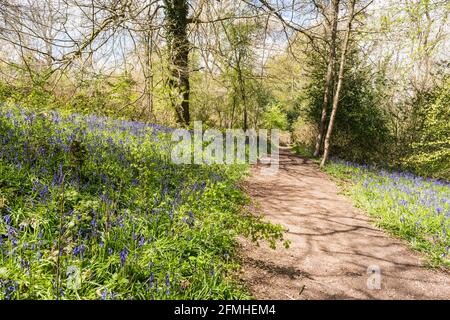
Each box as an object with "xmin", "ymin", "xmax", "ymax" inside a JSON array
[
  {"xmin": 314, "ymin": 0, "xmax": 340, "ymax": 157},
  {"xmin": 320, "ymin": 0, "xmax": 356, "ymax": 167}
]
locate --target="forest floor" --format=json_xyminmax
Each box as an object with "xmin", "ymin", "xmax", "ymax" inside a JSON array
[{"xmin": 239, "ymin": 148, "xmax": 450, "ymax": 299}]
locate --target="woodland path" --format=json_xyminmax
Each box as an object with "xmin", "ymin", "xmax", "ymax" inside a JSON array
[{"xmin": 240, "ymin": 148, "xmax": 450, "ymax": 299}]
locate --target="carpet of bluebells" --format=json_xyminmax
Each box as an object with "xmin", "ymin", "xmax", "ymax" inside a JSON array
[
  {"xmin": 0, "ymin": 105, "xmax": 283, "ymax": 299},
  {"xmin": 324, "ymin": 159, "xmax": 450, "ymax": 267}
]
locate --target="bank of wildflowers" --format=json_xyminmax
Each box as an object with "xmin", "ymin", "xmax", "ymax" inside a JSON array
[
  {"xmin": 0, "ymin": 104, "xmax": 283, "ymax": 299},
  {"xmin": 324, "ymin": 159, "xmax": 450, "ymax": 267}
]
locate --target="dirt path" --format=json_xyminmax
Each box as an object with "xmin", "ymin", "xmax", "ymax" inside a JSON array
[{"xmin": 240, "ymin": 148, "xmax": 449, "ymax": 299}]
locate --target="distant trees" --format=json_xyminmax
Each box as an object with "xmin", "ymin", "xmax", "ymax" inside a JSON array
[
  {"xmin": 0, "ymin": 0, "xmax": 448, "ymax": 178},
  {"xmin": 301, "ymin": 33, "xmax": 390, "ymax": 163},
  {"xmin": 0, "ymin": 0, "xmax": 275, "ymax": 126}
]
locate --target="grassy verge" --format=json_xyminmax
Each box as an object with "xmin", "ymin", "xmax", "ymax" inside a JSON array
[
  {"xmin": 0, "ymin": 105, "xmax": 285, "ymax": 299},
  {"xmin": 322, "ymin": 159, "xmax": 450, "ymax": 268}
]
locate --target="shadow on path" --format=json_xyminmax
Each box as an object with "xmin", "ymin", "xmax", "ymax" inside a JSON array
[{"xmin": 240, "ymin": 148, "xmax": 450, "ymax": 300}]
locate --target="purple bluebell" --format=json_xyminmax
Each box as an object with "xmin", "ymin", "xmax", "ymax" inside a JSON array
[{"xmin": 120, "ymin": 247, "xmax": 128, "ymax": 267}]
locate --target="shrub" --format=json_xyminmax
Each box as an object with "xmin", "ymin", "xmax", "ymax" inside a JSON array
[
  {"xmin": 291, "ymin": 117, "xmax": 317, "ymax": 153},
  {"xmin": 403, "ymin": 77, "xmax": 450, "ymax": 180},
  {"xmin": 262, "ymin": 104, "xmax": 288, "ymax": 131}
]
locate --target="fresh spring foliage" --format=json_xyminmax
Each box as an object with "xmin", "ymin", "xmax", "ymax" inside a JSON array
[
  {"xmin": 300, "ymin": 47, "xmax": 390, "ymax": 163},
  {"xmin": 323, "ymin": 159, "xmax": 450, "ymax": 267},
  {"xmin": 0, "ymin": 104, "xmax": 285, "ymax": 299},
  {"xmin": 403, "ymin": 76, "xmax": 450, "ymax": 180},
  {"xmin": 261, "ymin": 104, "xmax": 288, "ymax": 131}
]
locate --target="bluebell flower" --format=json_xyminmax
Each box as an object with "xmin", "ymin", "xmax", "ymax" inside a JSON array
[
  {"xmin": 101, "ymin": 289, "xmax": 108, "ymax": 300},
  {"xmin": 4, "ymin": 214, "xmax": 11, "ymax": 225},
  {"xmin": 73, "ymin": 244, "xmax": 85, "ymax": 258},
  {"xmin": 120, "ymin": 248, "xmax": 128, "ymax": 267},
  {"xmin": 149, "ymin": 272, "xmax": 154, "ymax": 289},
  {"xmin": 165, "ymin": 273, "xmax": 170, "ymax": 288},
  {"xmin": 138, "ymin": 236, "xmax": 145, "ymax": 247}
]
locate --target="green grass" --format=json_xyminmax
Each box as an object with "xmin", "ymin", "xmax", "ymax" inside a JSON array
[
  {"xmin": 0, "ymin": 105, "xmax": 286, "ymax": 299},
  {"xmin": 323, "ymin": 159, "xmax": 450, "ymax": 268}
]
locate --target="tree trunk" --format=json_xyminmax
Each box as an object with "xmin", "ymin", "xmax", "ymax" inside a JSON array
[
  {"xmin": 164, "ymin": 0, "xmax": 190, "ymax": 125},
  {"xmin": 320, "ymin": 0, "xmax": 356, "ymax": 167},
  {"xmin": 314, "ymin": 0, "xmax": 340, "ymax": 157},
  {"xmin": 237, "ymin": 64, "xmax": 248, "ymax": 131},
  {"xmin": 230, "ymin": 92, "xmax": 236, "ymax": 128},
  {"xmin": 140, "ymin": 28, "xmax": 155, "ymax": 120}
]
